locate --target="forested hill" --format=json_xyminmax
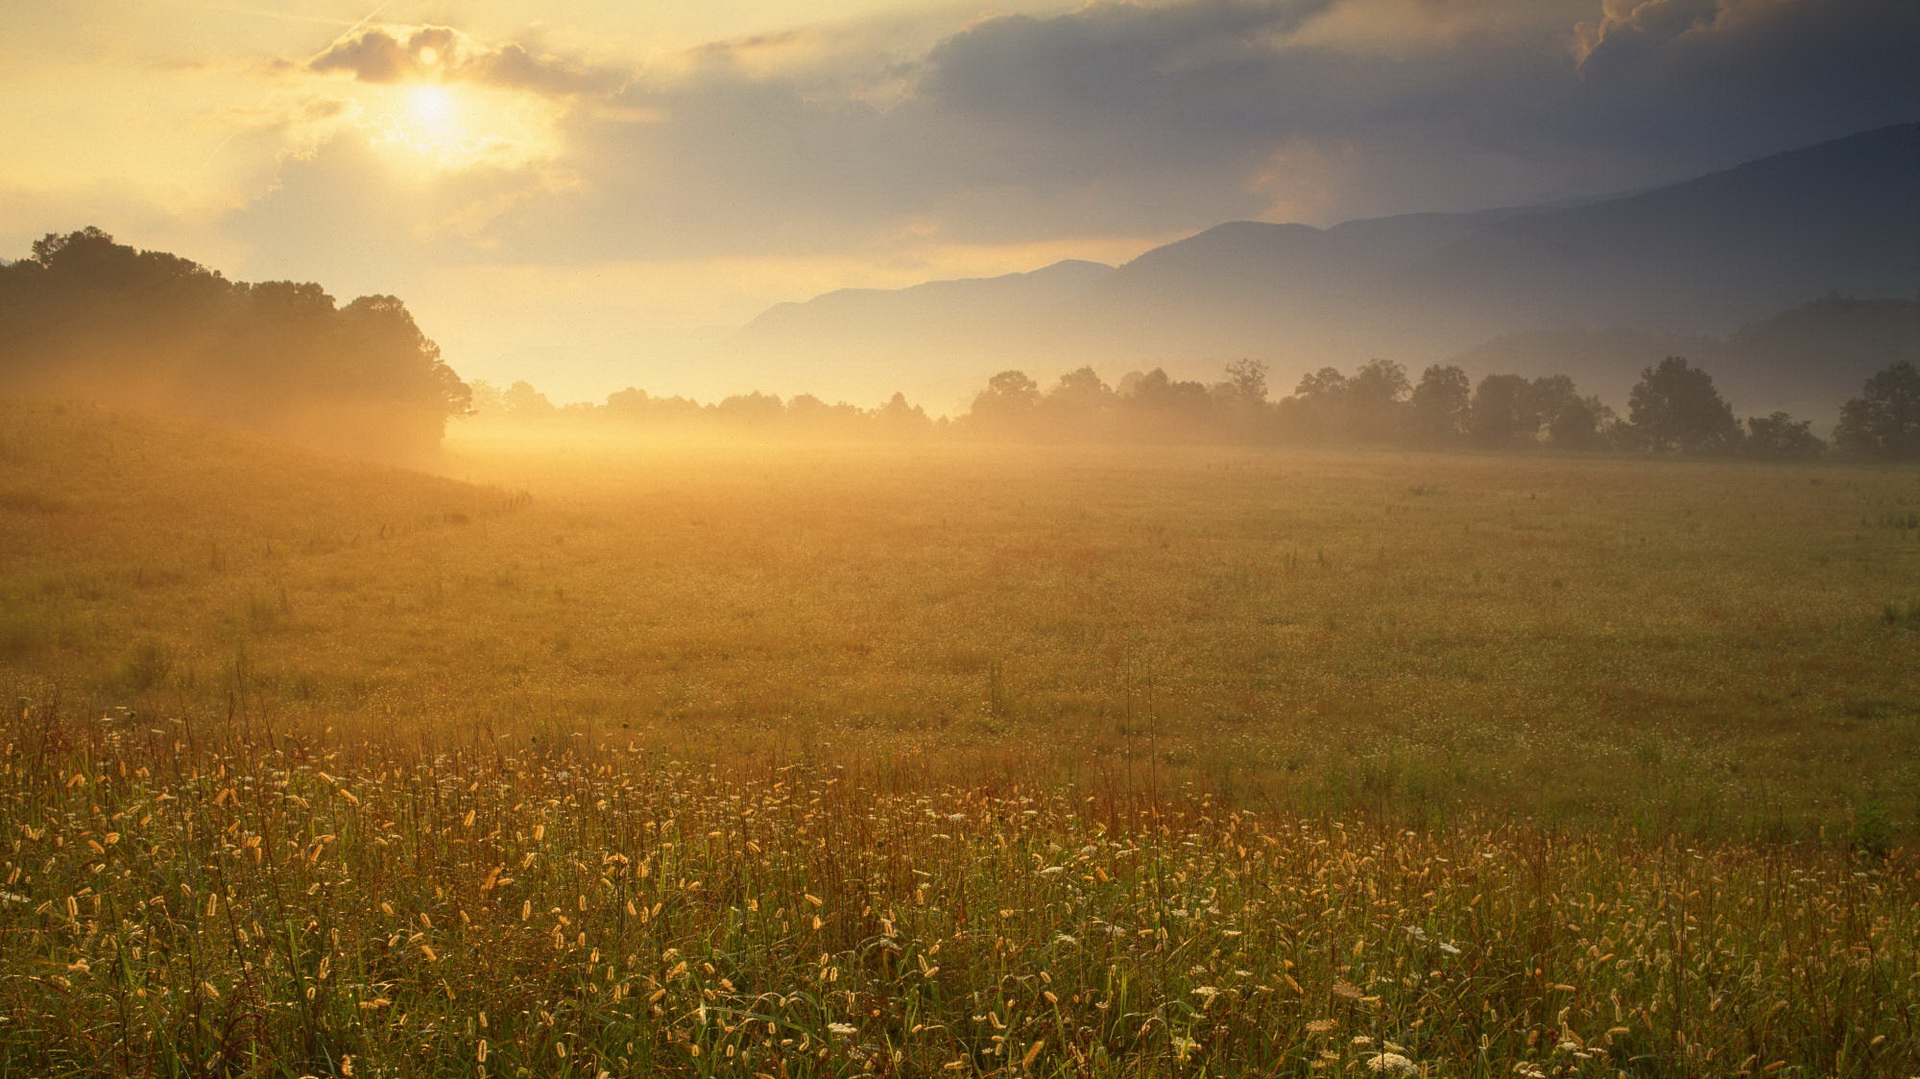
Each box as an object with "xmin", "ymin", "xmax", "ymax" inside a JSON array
[{"xmin": 0, "ymin": 228, "xmax": 469, "ymax": 459}]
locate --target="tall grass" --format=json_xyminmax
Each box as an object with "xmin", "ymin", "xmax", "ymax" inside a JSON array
[{"xmin": 1, "ymin": 706, "xmax": 1914, "ymax": 1077}]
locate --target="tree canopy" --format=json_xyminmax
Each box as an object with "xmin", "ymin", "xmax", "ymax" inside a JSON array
[
  {"xmin": 1625, "ymin": 356, "xmax": 1739, "ymax": 453},
  {"xmin": 1835, "ymin": 360, "xmax": 1920, "ymax": 459},
  {"xmin": 0, "ymin": 228, "xmax": 469, "ymax": 457}
]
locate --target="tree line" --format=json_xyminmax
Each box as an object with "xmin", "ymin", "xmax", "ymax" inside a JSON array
[
  {"xmin": 0, "ymin": 228, "xmax": 469, "ymax": 457},
  {"xmin": 468, "ymin": 380, "xmax": 939, "ymax": 438},
  {"xmin": 472, "ymin": 355, "xmax": 1918, "ymax": 460},
  {"xmin": 960, "ymin": 356, "xmax": 1920, "ymax": 459}
]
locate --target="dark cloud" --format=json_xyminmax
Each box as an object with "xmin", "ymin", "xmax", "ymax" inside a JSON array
[
  {"xmin": 307, "ymin": 24, "xmax": 617, "ymax": 96},
  {"xmin": 266, "ymin": 0, "xmax": 1920, "ymax": 264}
]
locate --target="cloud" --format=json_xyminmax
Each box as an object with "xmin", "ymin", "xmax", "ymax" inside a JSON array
[
  {"xmin": 307, "ymin": 24, "xmax": 619, "ymax": 96},
  {"xmin": 248, "ymin": 0, "xmax": 1920, "ymax": 267}
]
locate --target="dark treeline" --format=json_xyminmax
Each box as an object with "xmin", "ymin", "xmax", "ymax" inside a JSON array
[
  {"xmin": 958, "ymin": 356, "xmax": 1920, "ymax": 460},
  {"xmin": 478, "ymin": 354, "xmax": 1920, "ymax": 460},
  {"xmin": 0, "ymin": 228, "xmax": 469, "ymax": 457}
]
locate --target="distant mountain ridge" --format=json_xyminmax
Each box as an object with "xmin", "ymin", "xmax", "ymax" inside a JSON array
[
  {"xmin": 1447, "ymin": 295, "xmax": 1920, "ymax": 422},
  {"xmin": 730, "ymin": 123, "xmax": 1920, "ymax": 413}
]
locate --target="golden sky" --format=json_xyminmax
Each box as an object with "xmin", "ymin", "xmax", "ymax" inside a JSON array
[{"xmin": 3, "ymin": 0, "xmax": 1914, "ymax": 404}]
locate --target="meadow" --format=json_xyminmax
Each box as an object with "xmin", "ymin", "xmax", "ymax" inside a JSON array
[{"xmin": 1, "ymin": 399, "xmax": 1917, "ymax": 1076}]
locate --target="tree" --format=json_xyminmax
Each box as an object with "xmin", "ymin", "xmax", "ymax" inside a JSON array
[
  {"xmin": 1410, "ymin": 364, "xmax": 1471, "ymax": 444},
  {"xmin": 503, "ymin": 380, "xmax": 556, "ymax": 418},
  {"xmin": 1, "ymin": 228, "xmax": 468, "ymax": 457},
  {"xmin": 1743, "ymin": 412, "xmax": 1827, "ymax": 460},
  {"xmin": 875, "ymin": 392, "xmax": 933, "ymax": 438},
  {"xmin": 1041, "ymin": 367, "xmax": 1117, "ymax": 438},
  {"xmin": 970, "ymin": 369, "xmax": 1040, "ymax": 434},
  {"xmin": 1526, "ymin": 375, "xmax": 1613, "ymax": 449},
  {"xmin": 1282, "ymin": 366, "xmax": 1350, "ymax": 441},
  {"xmin": 1626, "ymin": 356, "xmax": 1738, "ymax": 453},
  {"xmin": 1346, "ymin": 359, "xmax": 1410, "ymax": 442},
  {"xmin": 1470, "ymin": 374, "xmax": 1540, "ymax": 446},
  {"xmin": 469, "ymin": 380, "xmax": 508, "ymax": 416},
  {"xmin": 1546, "ymin": 394, "xmax": 1613, "ymax": 449},
  {"xmin": 1222, "ymin": 359, "xmax": 1269, "ymax": 404},
  {"xmin": 1293, "ymin": 367, "xmax": 1347, "ymax": 400},
  {"xmin": 1835, "ymin": 360, "xmax": 1920, "ymax": 459}
]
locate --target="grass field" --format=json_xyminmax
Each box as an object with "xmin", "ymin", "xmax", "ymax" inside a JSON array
[{"xmin": 2, "ymin": 400, "xmax": 1918, "ymax": 1076}]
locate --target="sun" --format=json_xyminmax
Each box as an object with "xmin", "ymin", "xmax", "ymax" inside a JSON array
[
  {"xmin": 360, "ymin": 78, "xmax": 562, "ymax": 173},
  {"xmin": 409, "ymin": 85, "xmax": 456, "ymax": 131}
]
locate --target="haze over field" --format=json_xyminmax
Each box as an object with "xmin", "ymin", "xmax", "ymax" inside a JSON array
[{"xmin": 3, "ymin": 0, "xmax": 1917, "ymax": 406}]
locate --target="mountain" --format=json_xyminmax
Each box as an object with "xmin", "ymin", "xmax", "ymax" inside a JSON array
[
  {"xmin": 1398, "ymin": 123, "xmax": 1920, "ymax": 334},
  {"xmin": 736, "ymin": 259, "xmax": 1114, "ymax": 409},
  {"xmin": 725, "ymin": 122, "xmax": 1920, "ymax": 411},
  {"xmin": 1443, "ymin": 295, "xmax": 1920, "ymax": 421}
]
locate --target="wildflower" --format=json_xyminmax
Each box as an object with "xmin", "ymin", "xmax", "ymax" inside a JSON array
[
  {"xmin": 1439, "ymin": 942, "xmax": 1461, "ymax": 956},
  {"xmin": 828, "ymin": 1022, "xmax": 858, "ymax": 1037},
  {"xmin": 1368, "ymin": 1052, "xmax": 1418, "ymax": 1076}
]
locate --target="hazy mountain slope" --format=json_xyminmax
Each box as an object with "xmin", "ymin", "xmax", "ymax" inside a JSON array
[
  {"xmin": 726, "ymin": 123, "xmax": 1920, "ymax": 408},
  {"xmin": 1443, "ymin": 295, "xmax": 1920, "ymax": 421},
  {"xmin": 1403, "ymin": 123, "xmax": 1920, "ymax": 333},
  {"xmin": 747, "ymin": 258, "xmax": 1114, "ymax": 336},
  {"xmin": 733, "ymin": 259, "xmax": 1115, "ymax": 408}
]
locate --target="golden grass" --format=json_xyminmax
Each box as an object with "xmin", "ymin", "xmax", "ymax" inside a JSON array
[{"xmin": 2, "ymin": 401, "xmax": 1919, "ymax": 1075}]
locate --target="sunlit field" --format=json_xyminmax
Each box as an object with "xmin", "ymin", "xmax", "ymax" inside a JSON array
[{"xmin": 3, "ymin": 401, "xmax": 1918, "ymax": 1076}]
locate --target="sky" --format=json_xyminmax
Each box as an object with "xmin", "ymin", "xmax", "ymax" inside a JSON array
[{"xmin": 2, "ymin": 0, "xmax": 1915, "ymax": 404}]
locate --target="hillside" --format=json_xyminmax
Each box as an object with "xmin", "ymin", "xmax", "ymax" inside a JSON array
[{"xmin": 726, "ymin": 123, "xmax": 1920, "ymax": 409}]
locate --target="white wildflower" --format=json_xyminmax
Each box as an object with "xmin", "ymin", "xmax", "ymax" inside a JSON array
[{"xmin": 1368, "ymin": 1052, "xmax": 1418, "ymax": 1076}]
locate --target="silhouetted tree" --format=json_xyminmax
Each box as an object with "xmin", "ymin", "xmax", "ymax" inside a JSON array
[
  {"xmin": 971, "ymin": 370, "xmax": 1041, "ymax": 435},
  {"xmin": 1545, "ymin": 394, "xmax": 1613, "ymax": 449},
  {"xmin": 1743, "ymin": 412, "xmax": 1827, "ymax": 460},
  {"xmin": 1410, "ymin": 364, "xmax": 1471, "ymax": 444},
  {"xmin": 875, "ymin": 392, "xmax": 934, "ymax": 438},
  {"xmin": 1040, "ymin": 367, "xmax": 1117, "ymax": 437},
  {"xmin": 0, "ymin": 227, "xmax": 468, "ymax": 456},
  {"xmin": 1346, "ymin": 359, "xmax": 1410, "ymax": 441},
  {"xmin": 1119, "ymin": 368, "xmax": 1213, "ymax": 439},
  {"xmin": 1835, "ymin": 360, "xmax": 1920, "ymax": 459},
  {"xmin": 1285, "ymin": 366, "xmax": 1349, "ymax": 440},
  {"xmin": 1626, "ymin": 357, "xmax": 1739, "ymax": 453},
  {"xmin": 1527, "ymin": 374, "xmax": 1613, "ymax": 448},
  {"xmin": 1470, "ymin": 374, "xmax": 1540, "ymax": 446},
  {"xmin": 1222, "ymin": 359, "xmax": 1269, "ymax": 404}
]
